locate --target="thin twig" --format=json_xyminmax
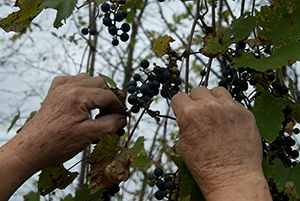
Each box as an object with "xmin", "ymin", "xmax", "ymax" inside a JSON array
[
  {"xmin": 184, "ymin": 0, "xmax": 201, "ymax": 93},
  {"xmin": 204, "ymin": 57, "xmax": 213, "ymax": 87},
  {"xmin": 212, "ymin": 0, "xmax": 216, "ymax": 37}
]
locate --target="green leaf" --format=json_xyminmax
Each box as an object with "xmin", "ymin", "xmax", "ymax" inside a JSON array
[
  {"xmin": 42, "ymin": 0, "xmax": 78, "ymax": 28},
  {"xmin": 130, "ymin": 147, "xmax": 151, "ymax": 171},
  {"xmin": 38, "ymin": 164, "xmax": 79, "ymax": 196},
  {"xmin": 7, "ymin": 110, "xmax": 20, "ymax": 133},
  {"xmin": 25, "ymin": 110, "xmax": 37, "ymax": 123},
  {"xmin": 233, "ymin": 2, "xmax": 300, "ymax": 71},
  {"xmin": 221, "ymin": 12, "xmax": 256, "ymax": 45},
  {"xmin": 130, "ymin": 136, "xmax": 145, "ymax": 156},
  {"xmin": 88, "ymin": 134, "xmax": 122, "ymax": 164},
  {"xmin": 74, "ymin": 188, "xmax": 105, "ymax": 201},
  {"xmin": 200, "ymin": 35, "xmax": 227, "ymax": 57},
  {"xmin": 251, "ymin": 91, "xmax": 285, "ymax": 142},
  {"xmin": 24, "ymin": 191, "xmax": 40, "ymax": 201},
  {"xmin": 274, "ymin": 159, "xmax": 300, "ymax": 198},
  {"xmin": 60, "ymin": 194, "xmax": 73, "ymax": 201},
  {"xmin": 200, "ymin": 12, "xmax": 256, "ymax": 58},
  {"xmin": 172, "ymin": 156, "xmax": 204, "ymax": 199},
  {"xmin": 262, "ymin": 160, "xmax": 274, "ymax": 181},
  {"xmin": 0, "ymin": 0, "xmax": 45, "ymax": 33},
  {"xmin": 97, "ymin": 73, "xmax": 117, "ymax": 87}
]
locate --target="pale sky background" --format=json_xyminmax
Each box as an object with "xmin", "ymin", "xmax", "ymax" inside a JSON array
[{"xmin": 2, "ymin": 0, "xmax": 298, "ymax": 200}]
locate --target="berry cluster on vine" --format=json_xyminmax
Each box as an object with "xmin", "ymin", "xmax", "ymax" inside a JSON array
[
  {"xmin": 81, "ymin": 0, "xmax": 130, "ymax": 46},
  {"xmin": 147, "ymin": 167, "xmax": 178, "ymax": 200},
  {"xmin": 101, "ymin": 1, "xmax": 130, "ymax": 46},
  {"xmin": 126, "ymin": 60, "xmax": 182, "ymax": 113},
  {"xmin": 262, "ymin": 105, "xmax": 300, "ymax": 168},
  {"xmin": 100, "ymin": 184, "xmax": 120, "ymax": 201}
]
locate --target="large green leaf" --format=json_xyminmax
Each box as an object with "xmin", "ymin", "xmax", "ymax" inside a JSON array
[
  {"xmin": 251, "ymin": 91, "xmax": 285, "ymax": 142},
  {"xmin": 0, "ymin": 0, "xmax": 45, "ymax": 33},
  {"xmin": 200, "ymin": 12, "xmax": 256, "ymax": 57},
  {"xmin": 274, "ymin": 159, "xmax": 300, "ymax": 199},
  {"xmin": 233, "ymin": 1, "xmax": 300, "ymax": 71},
  {"xmin": 42, "ymin": 0, "xmax": 78, "ymax": 28},
  {"xmin": 38, "ymin": 164, "xmax": 79, "ymax": 196}
]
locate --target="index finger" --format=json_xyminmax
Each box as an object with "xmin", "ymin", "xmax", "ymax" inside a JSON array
[
  {"xmin": 171, "ymin": 92, "xmax": 192, "ymax": 118},
  {"xmin": 48, "ymin": 75, "xmax": 73, "ymax": 93}
]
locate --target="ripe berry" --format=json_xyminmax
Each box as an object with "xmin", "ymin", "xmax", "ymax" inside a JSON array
[
  {"xmin": 121, "ymin": 23, "xmax": 130, "ymax": 32},
  {"xmin": 272, "ymin": 80, "xmax": 281, "ymax": 90},
  {"xmin": 140, "ymin": 60, "xmax": 150, "ymax": 69},
  {"xmin": 200, "ymin": 70, "xmax": 206, "ymax": 76},
  {"xmin": 108, "ymin": 26, "xmax": 118, "ymax": 35},
  {"xmin": 155, "ymin": 179, "xmax": 166, "ymax": 190},
  {"xmin": 154, "ymin": 167, "xmax": 164, "ymax": 177},
  {"xmin": 101, "ymin": 3, "xmax": 110, "ymax": 12},
  {"xmin": 268, "ymin": 74, "xmax": 275, "ymax": 81},
  {"xmin": 81, "ymin": 28, "xmax": 89, "ymax": 35},
  {"xmin": 166, "ymin": 181, "xmax": 176, "ymax": 190},
  {"xmin": 112, "ymin": 38, "xmax": 119, "ymax": 46},
  {"xmin": 280, "ymin": 86, "xmax": 289, "ymax": 94},
  {"xmin": 133, "ymin": 73, "xmax": 141, "ymax": 81},
  {"xmin": 157, "ymin": 0, "xmax": 165, "ymax": 2},
  {"xmin": 120, "ymin": 33, "xmax": 129, "ymax": 42},
  {"xmin": 103, "ymin": 17, "xmax": 112, "ymax": 26},
  {"xmin": 131, "ymin": 105, "xmax": 140, "ymax": 113},
  {"xmin": 249, "ymin": 77, "xmax": 257, "ymax": 86},
  {"xmin": 122, "ymin": 11, "xmax": 128, "ymax": 18},
  {"xmin": 115, "ymin": 12, "xmax": 124, "ymax": 22},
  {"xmin": 128, "ymin": 94, "xmax": 138, "ymax": 105},
  {"xmin": 116, "ymin": 128, "xmax": 125, "ymax": 136},
  {"xmin": 154, "ymin": 190, "xmax": 165, "ymax": 200},
  {"xmin": 89, "ymin": 28, "xmax": 97, "ymax": 35},
  {"xmin": 127, "ymin": 85, "xmax": 136, "ymax": 94},
  {"xmin": 206, "ymin": 26, "xmax": 213, "ymax": 33}
]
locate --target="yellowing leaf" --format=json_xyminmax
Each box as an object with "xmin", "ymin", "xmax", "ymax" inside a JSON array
[
  {"xmin": 0, "ymin": 0, "xmax": 45, "ymax": 33},
  {"xmin": 154, "ymin": 35, "xmax": 175, "ymax": 57}
]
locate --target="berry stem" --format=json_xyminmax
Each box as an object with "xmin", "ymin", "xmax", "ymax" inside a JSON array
[{"xmin": 204, "ymin": 57, "xmax": 213, "ymax": 87}]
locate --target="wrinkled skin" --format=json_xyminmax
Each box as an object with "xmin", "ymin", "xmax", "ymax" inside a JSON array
[
  {"xmin": 171, "ymin": 86, "xmax": 272, "ymax": 200},
  {"xmin": 0, "ymin": 73, "xmax": 127, "ymax": 200}
]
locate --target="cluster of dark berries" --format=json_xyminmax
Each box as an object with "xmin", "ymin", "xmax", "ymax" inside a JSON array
[
  {"xmin": 269, "ymin": 75, "xmax": 289, "ymax": 95},
  {"xmin": 126, "ymin": 60, "xmax": 182, "ymax": 113},
  {"xmin": 262, "ymin": 105, "xmax": 299, "ymax": 168},
  {"xmin": 201, "ymin": 66, "xmax": 258, "ymax": 103},
  {"xmin": 147, "ymin": 167, "xmax": 177, "ymax": 200},
  {"xmin": 100, "ymin": 184, "xmax": 120, "ymax": 201},
  {"xmin": 268, "ymin": 180, "xmax": 289, "ymax": 201},
  {"xmin": 100, "ymin": 1, "xmax": 130, "ymax": 46},
  {"xmin": 81, "ymin": 27, "xmax": 97, "ymax": 36}
]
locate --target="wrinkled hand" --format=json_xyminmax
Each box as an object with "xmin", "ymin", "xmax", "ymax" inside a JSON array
[
  {"xmin": 171, "ymin": 86, "xmax": 266, "ymax": 199},
  {"xmin": 16, "ymin": 73, "xmax": 126, "ymax": 170}
]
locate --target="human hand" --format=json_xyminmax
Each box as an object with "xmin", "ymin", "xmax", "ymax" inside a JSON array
[
  {"xmin": 15, "ymin": 73, "xmax": 127, "ymax": 170},
  {"xmin": 171, "ymin": 86, "xmax": 271, "ymax": 200}
]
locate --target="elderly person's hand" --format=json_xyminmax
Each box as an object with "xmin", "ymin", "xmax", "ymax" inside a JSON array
[
  {"xmin": 171, "ymin": 86, "xmax": 272, "ymax": 201},
  {"xmin": 0, "ymin": 73, "xmax": 126, "ymax": 200}
]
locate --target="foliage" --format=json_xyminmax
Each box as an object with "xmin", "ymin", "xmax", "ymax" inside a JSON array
[{"xmin": 2, "ymin": 0, "xmax": 300, "ymax": 200}]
